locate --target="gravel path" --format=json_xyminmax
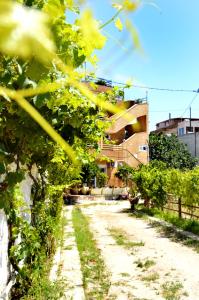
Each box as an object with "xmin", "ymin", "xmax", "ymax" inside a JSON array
[{"xmin": 80, "ymin": 200, "xmax": 199, "ymax": 300}]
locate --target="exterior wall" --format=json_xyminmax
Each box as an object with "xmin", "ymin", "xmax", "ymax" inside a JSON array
[
  {"xmin": 107, "ymin": 103, "xmax": 148, "ymax": 134},
  {"xmin": 156, "ymin": 119, "xmax": 180, "ymax": 130},
  {"xmin": 177, "ymin": 120, "xmax": 199, "ymax": 136},
  {"xmin": 97, "ymin": 101, "xmax": 149, "ymax": 187},
  {"xmin": 0, "ymin": 165, "xmax": 37, "ymax": 298},
  {"xmin": 154, "ymin": 118, "xmax": 199, "ymax": 135},
  {"xmin": 122, "ymin": 132, "xmax": 148, "ymax": 165},
  {"xmin": 163, "ymin": 127, "xmax": 178, "ymax": 135},
  {"xmin": 178, "ymin": 133, "xmax": 199, "ymax": 157},
  {"xmin": 0, "ymin": 210, "xmax": 9, "ymax": 297},
  {"xmin": 110, "ymin": 128, "xmax": 125, "ymax": 144}
]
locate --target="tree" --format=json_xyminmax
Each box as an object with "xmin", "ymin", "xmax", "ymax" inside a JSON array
[
  {"xmin": 115, "ymin": 164, "xmax": 134, "ymax": 186},
  {"xmin": 149, "ymin": 133, "xmax": 197, "ymax": 169}
]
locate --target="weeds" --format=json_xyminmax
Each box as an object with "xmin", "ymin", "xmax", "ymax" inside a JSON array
[
  {"xmin": 120, "ymin": 272, "xmax": 130, "ymax": 277},
  {"xmin": 72, "ymin": 207, "xmax": 110, "ymax": 299},
  {"xmin": 108, "ymin": 227, "xmax": 144, "ymax": 250},
  {"xmin": 135, "ymin": 259, "xmax": 155, "ymax": 270},
  {"xmin": 161, "ymin": 281, "xmax": 184, "ymax": 300},
  {"xmin": 141, "ymin": 272, "xmax": 159, "ymax": 282}
]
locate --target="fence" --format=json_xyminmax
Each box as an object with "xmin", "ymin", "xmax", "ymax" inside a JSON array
[{"xmin": 164, "ymin": 195, "xmax": 199, "ymax": 220}]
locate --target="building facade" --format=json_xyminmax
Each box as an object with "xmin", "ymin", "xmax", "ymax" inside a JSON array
[
  {"xmin": 97, "ymin": 99, "xmax": 149, "ymax": 187},
  {"xmin": 84, "ymin": 77, "xmax": 149, "ymax": 187},
  {"xmin": 152, "ymin": 117, "xmax": 199, "ymax": 159},
  {"xmin": 153, "ymin": 117, "xmax": 199, "ymax": 136}
]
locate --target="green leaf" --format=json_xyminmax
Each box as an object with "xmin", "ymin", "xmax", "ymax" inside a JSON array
[
  {"xmin": 0, "ymin": 163, "xmax": 5, "ymax": 174},
  {"xmin": 7, "ymin": 172, "xmax": 24, "ymax": 185},
  {"xmin": 0, "ymin": 1, "xmax": 56, "ymax": 63}
]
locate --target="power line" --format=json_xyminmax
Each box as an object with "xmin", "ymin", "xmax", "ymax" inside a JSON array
[
  {"xmin": 87, "ymin": 75, "xmax": 199, "ymax": 94},
  {"xmin": 181, "ymin": 93, "xmax": 199, "ymax": 117},
  {"xmin": 150, "ymin": 109, "xmax": 184, "ymax": 113},
  {"xmin": 111, "ymin": 81, "xmax": 199, "ymax": 93}
]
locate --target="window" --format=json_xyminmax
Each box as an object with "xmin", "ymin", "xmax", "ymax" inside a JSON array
[
  {"xmin": 178, "ymin": 127, "xmax": 184, "ymax": 136},
  {"xmin": 99, "ymin": 167, "xmax": 106, "ymax": 173},
  {"xmin": 139, "ymin": 145, "xmax": 148, "ymax": 151},
  {"xmin": 186, "ymin": 126, "xmax": 194, "ymax": 133}
]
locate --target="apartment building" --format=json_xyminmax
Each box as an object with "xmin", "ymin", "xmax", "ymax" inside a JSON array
[
  {"xmin": 153, "ymin": 117, "xmax": 199, "ymax": 135},
  {"xmin": 92, "ymin": 82, "xmax": 149, "ymax": 186},
  {"xmin": 152, "ymin": 117, "xmax": 199, "ymax": 159},
  {"xmin": 84, "ymin": 77, "xmax": 149, "ymax": 186},
  {"xmin": 98, "ymin": 99, "xmax": 148, "ymax": 186}
]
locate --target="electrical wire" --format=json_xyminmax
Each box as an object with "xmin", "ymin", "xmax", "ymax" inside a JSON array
[
  {"xmin": 111, "ymin": 81, "xmax": 199, "ymax": 93},
  {"xmin": 181, "ymin": 93, "xmax": 198, "ymax": 117},
  {"xmin": 150, "ymin": 109, "xmax": 184, "ymax": 113},
  {"xmin": 87, "ymin": 75, "xmax": 199, "ymax": 93}
]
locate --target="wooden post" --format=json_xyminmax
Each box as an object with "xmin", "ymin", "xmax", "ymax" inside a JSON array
[{"xmin": 178, "ymin": 197, "xmax": 182, "ymax": 218}]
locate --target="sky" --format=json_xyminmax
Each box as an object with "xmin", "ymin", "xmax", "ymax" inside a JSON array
[{"xmin": 83, "ymin": 0, "xmax": 199, "ymax": 131}]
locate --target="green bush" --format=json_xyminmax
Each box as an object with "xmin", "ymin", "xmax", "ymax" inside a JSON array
[{"xmin": 96, "ymin": 172, "xmax": 108, "ymax": 187}]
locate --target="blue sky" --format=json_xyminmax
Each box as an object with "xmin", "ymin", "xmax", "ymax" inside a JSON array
[{"xmin": 84, "ymin": 1, "xmax": 199, "ymax": 130}]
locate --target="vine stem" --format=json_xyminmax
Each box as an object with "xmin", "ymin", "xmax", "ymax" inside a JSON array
[{"xmin": 99, "ymin": 8, "xmax": 123, "ymax": 30}]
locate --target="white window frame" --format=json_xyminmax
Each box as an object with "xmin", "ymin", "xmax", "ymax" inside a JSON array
[{"xmin": 139, "ymin": 145, "xmax": 148, "ymax": 152}]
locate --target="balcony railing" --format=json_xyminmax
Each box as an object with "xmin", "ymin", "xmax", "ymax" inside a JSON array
[
  {"xmin": 101, "ymin": 143, "xmax": 142, "ymax": 164},
  {"xmin": 101, "ymin": 144, "xmax": 123, "ymax": 151}
]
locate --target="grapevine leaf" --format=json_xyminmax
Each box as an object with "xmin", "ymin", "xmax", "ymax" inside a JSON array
[
  {"xmin": 123, "ymin": 0, "xmax": 139, "ymax": 11},
  {"xmin": 115, "ymin": 17, "xmax": 123, "ymax": 31},
  {"xmin": 0, "ymin": 163, "xmax": 5, "ymax": 174},
  {"xmin": 77, "ymin": 9, "xmax": 106, "ymax": 50},
  {"xmin": 0, "ymin": 1, "xmax": 56, "ymax": 63}
]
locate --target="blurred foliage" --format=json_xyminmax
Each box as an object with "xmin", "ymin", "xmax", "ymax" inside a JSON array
[{"xmin": 149, "ymin": 133, "xmax": 197, "ymax": 169}]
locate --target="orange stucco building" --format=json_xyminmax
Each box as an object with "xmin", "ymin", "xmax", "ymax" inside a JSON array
[
  {"xmin": 98, "ymin": 99, "xmax": 149, "ymax": 186},
  {"xmin": 84, "ymin": 77, "xmax": 149, "ymax": 187}
]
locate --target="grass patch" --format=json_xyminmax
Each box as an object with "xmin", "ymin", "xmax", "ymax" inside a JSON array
[
  {"xmin": 136, "ymin": 206, "xmax": 199, "ymax": 236},
  {"xmin": 22, "ymin": 277, "xmax": 65, "ymax": 300},
  {"xmin": 161, "ymin": 281, "xmax": 184, "ymax": 300},
  {"xmin": 64, "ymin": 245, "xmax": 73, "ymax": 250},
  {"xmin": 141, "ymin": 272, "xmax": 159, "ymax": 282},
  {"xmin": 108, "ymin": 227, "xmax": 144, "ymax": 250},
  {"xmin": 135, "ymin": 259, "xmax": 155, "ymax": 270},
  {"xmin": 72, "ymin": 207, "xmax": 110, "ymax": 299},
  {"xmin": 120, "ymin": 272, "xmax": 130, "ymax": 277}
]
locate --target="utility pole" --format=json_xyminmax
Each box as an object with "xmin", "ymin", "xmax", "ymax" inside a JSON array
[
  {"xmin": 169, "ymin": 112, "xmax": 171, "ymax": 124},
  {"xmin": 189, "ymin": 106, "xmax": 192, "ymax": 128},
  {"xmin": 146, "ymin": 90, "xmax": 148, "ymax": 102}
]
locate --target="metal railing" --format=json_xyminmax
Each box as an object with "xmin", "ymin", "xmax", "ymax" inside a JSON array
[{"xmin": 101, "ymin": 143, "xmax": 142, "ymax": 165}]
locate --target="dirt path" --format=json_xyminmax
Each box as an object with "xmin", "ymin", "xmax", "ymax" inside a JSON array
[
  {"xmin": 60, "ymin": 207, "xmax": 85, "ymax": 299},
  {"xmin": 80, "ymin": 200, "xmax": 199, "ymax": 300}
]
